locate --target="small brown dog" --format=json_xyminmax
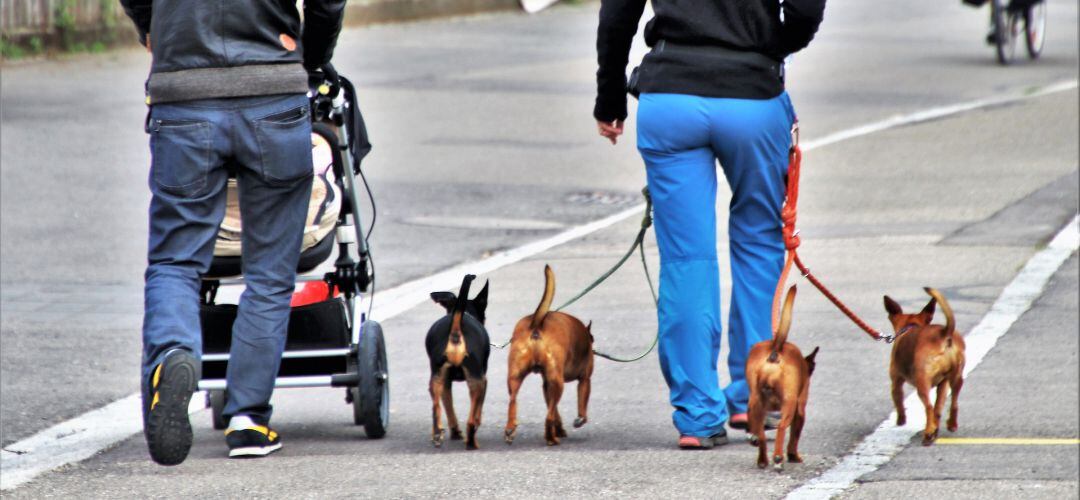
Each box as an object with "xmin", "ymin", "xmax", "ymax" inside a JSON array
[
  {"xmin": 504, "ymin": 265, "xmax": 594, "ymax": 446},
  {"xmin": 746, "ymin": 285, "xmax": 819, "ymax": 471},
  {"xmin": 884, "ymin": 287, "xmax": 966, "ymax": 446}
]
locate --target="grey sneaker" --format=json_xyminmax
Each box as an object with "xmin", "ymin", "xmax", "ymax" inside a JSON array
[{"xmin": 678, "ymin": 430, "xmax": 729, "ymax": 449}]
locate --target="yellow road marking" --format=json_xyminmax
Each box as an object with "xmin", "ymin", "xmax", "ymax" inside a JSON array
[{"xmin": 936, "ymin": 438, "xmax": 1080, "ymax": 445}]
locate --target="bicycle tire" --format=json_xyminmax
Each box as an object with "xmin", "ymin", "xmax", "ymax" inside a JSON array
[
  {"xmin": 1024, "ymin": 1, "xmax": 1046, "ymax": 59},
  {"xmin": 992, "ymin": 0, "xmax": 1018, "ymax": 65}
]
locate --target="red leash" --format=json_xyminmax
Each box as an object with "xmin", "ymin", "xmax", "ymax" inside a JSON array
[{"xmin": 771, "ymin": 122, "xmax": 893, "ymax": 343}]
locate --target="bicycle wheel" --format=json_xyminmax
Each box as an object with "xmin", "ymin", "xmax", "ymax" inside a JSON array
[
  {"xmin": 991, "ymin": 0, "xmax": 1018, "ymax": 65},
  {"xmin": 1025, "ymin": 1, "xmax": 1046, "ymax": 59}
]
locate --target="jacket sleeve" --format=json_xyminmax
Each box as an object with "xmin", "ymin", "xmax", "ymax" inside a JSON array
[
  {"xmin": 776, "ymin": 0, "xmax": 827, "ymax": 57},
  {"xmin": 594, "ymin": 0, "xmax": 646, "ymax": 122},
  {"xmin": 302, "ymin": 0, "xmax": 348, "ymax": 71},
  {"xmin": 119, "ymin": 0, "xmax": 152, "ymax": 46}
]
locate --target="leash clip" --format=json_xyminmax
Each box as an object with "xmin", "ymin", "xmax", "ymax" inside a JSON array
[{"xmin": 880, "ymin": 334, "xmax": 895, "ymax": 344}]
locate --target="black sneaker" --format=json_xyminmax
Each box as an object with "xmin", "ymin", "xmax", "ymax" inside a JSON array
[
  {"xmin": 226, "ymin": 424, "xmax": 282, "ymax": 458},
  {"xmin": 144, "ymin": 349, "xmax": 199, "ymax": 466}
]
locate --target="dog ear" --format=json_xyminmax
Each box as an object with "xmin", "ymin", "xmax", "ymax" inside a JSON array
[
  {"xmin": 919, "ymin": 297, "xmax": 937, "ymax": 323},
  {"xmin": 430, "ymin": 291, "xmax": 457, "ymax": 314},
  {"xmin": 883, "ymin": 295, "xmax": 903, "ymax": 316},
  {"xmin": 472, "ymin": 280, "xmax": 489, "ymax": 312}
]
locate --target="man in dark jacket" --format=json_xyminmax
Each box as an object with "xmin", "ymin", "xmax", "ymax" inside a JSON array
[
  {"xmin": 594, "ymin": 0, "xmax": 825, "ymax": 448},
  {"xmin": 121, "ymin": 0, "xmax": 346, "ymax": 464}
]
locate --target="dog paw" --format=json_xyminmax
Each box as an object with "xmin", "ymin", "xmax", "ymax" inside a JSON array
[
  {"xmin": 772, "ymin": 456, "xmax": 784, "ymax": 472},
  {"xmin": 504, "ymin": 428, "xmax": 516, "ymax": 445},
  {"xmin": 787, "ymin": 453, "xmax": 803, "ymax": 463},
  {"xmin": 922, "ymin": 432, "xmax": 937, "ymax": 446},
  {"xmin": 947, "ymin": 421, "xmax": 958, "ymax": 433},
  {"xmin": 757, "ymin": 459, "xmax": 768, "ymax": 469},
  {"xmin": 556, "ymin": 426, "xmax": 568, "ymax": 438},
  {"xmin": 432, "ymin": 430, "xmax": 446, "ymax": 448},
  {"xmin": 748, "ymin": 434, "xmax": 760, "ymax": 446},
  {"xmin": 450, "ymin": 428, "xmax": 463, "ymax": 440},
  {"xmin": 546, "ymin": 436, "xmax": 561, "ymax": 446},
  {"xmin": 466, "ymin": 440, "xmax": 479, "ymax": 450},
  {"xmin": 896, "ymin": 416, "xmax": 906, "ymax": 426},
  {"xmin": 573, "ymin": 417, "xmax": 588, "ymax": 428}
]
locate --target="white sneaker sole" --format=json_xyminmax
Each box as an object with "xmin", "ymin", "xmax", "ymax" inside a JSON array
[{"xmin": 228, "ymin": 443, "xmax": 282, "ymax": 458}]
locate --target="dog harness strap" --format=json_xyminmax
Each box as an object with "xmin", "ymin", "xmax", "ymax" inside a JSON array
[{"xmin": 771, "ymin": 121, "xmax": 891, "ymax": 343}]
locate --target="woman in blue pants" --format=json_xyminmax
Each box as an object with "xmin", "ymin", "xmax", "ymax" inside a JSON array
[{"xmin": 594, "ymin": 0, "xmax": 826, "ymax": 447}]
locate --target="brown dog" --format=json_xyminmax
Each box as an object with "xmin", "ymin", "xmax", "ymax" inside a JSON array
[
  {"xmin": 504, "ymin": 265, "xmax": 594, "ymax": 446},
  {"xmin": 746, "ymin": 285, "xmax": 819, "ymax": 470},
  {"xmin": 884, "ymin": 287, "xmax": 966, "ymax": 446}
]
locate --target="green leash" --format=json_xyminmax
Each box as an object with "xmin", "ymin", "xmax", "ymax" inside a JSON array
[{"xmin": 490, "ymin": 188, "xmax": 661, "ymax": 363}]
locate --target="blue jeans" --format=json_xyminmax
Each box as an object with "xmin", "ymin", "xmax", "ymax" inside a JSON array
[
  {"xmin": 141, "ymin": 94, "xmax": 313, "ymax": 425},
  {"xmin": 637, "ymin": 92, "xmax": 795, "ymax": 437}
]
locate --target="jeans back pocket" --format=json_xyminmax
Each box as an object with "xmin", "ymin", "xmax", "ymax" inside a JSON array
[
  {"xmin": 254, "ymin": 105, "xmax": 313, "ymax": 185},
  {"xmin": 150, "ymin": 119, "xmax": 212, "ymax": 198}
]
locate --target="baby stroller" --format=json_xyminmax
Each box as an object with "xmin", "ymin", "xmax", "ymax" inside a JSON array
[{"xmin": 196, "ymin": 71, "xmax": 389, "ymax": 438}]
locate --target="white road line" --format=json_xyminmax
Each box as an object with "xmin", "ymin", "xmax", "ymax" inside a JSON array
[
  {"xmin": 800, "ymin": 80, "xmax": 1079, "ymax": 151},
  {"xmin": 785, "ymin": 215, "xmax": 1079, "ymax": 500},
  {"xmin": 1, "ymin": 79, "xmax": 1075, "ymax": 492}
]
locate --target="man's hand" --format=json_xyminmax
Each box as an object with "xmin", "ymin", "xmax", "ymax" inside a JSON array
[{"xmin": 597, "ymin": 119, "xmax": 624, "ymax": 145}]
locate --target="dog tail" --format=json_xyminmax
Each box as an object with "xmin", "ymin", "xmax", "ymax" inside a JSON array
[
  {"xmin": 450, "ymin": 274, "xmax": 476, "ymax": 333},
  {"xmin": 924, "ymin": 287, "xmax": 955, "ymax": 339},
  {"xmin": 530, "ymin": 265, "xmax": 556, "ymax": 331},
  {"xmin": 769, "ymin": 285, "xmax": 797, "ymax": 362},
  {"xmin": 446, "ymin": 275, "xmax": 476, "ymax": 365}
]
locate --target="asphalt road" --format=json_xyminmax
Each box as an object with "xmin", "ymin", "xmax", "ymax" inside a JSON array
[{"xmin": 1, "ymin": 0, "xmax": 1078, "ymax": 497}]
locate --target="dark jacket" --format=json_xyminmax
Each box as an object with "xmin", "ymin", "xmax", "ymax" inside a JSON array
[
  {"xmin": 120, "ymin": 0, "xmax": 347, "ymax": 104},
  {"xmin": 595, "ymin": 0, "xmax": 826, "ymax": 122}
]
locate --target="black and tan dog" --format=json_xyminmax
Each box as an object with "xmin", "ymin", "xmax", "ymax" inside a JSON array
[
  {"xmin": 426, "ymin": 274, "xmax": 490, "ymax": 449},
  {"xmin": 746, "ymin": 285, "xmax": 819, "ymax": 471},
  {"xmin": 883, "ymin": 287, "xmax": 966, "ymax": 446},
  {"xmin": 504, "ymin": 265, "xmax": 594, "ymax": 446}
]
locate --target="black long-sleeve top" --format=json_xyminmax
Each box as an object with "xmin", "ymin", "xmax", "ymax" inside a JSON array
[{"xmin": 595, "ymin": 0, "xmax": 827, "ymax": 122}]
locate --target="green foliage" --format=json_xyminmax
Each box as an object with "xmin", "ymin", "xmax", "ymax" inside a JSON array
[
  {"xmin": 99, "ymin": 0, "xmax": 117, "ymax": 29},
  {"xmin": 29, "ymin": 36, "xmax": 44, "ymax": 55},
  {"xmin": 89, "ymin": 41, "xmax": 107, "ymax": 53},
  {"xmin": 54, "ymin": 0, "xmax": 83, "ymax": 50},
  {"xmin": 1, "ymin": 38, "xmax": 26, "ymax": 60}
]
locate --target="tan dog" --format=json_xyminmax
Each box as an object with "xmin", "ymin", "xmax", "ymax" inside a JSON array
[
  {"xmin": 504, "ymin": 265, "xmax": 594, "ymax": 446},
  {"xmin": 746, "ymin": 285, "xmax": 819, "ymax": 470},
  {"xmin": 883, "ymin": 287, "xmax": 966, "ymax": 446}
]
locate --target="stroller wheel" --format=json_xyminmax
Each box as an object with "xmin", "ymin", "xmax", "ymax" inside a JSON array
[
  {"xmin": 353, "ymin": 320, "xmax": 389, "ymax": 438},
  {"xmin": 208, "ymin": 390, "xmax": 228, "ymax": 430}
]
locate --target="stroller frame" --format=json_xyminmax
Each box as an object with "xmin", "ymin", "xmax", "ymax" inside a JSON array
[{"xmin": 196, "ymin": 76, "xmax": 388, "ymax": 438}]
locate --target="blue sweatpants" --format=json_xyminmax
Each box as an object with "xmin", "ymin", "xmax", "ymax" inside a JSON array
[
  {"xmin": 637, "ymin": 92, "xmax": 795, "ymax": 437},
  {"xmin": 141, "ymin": 94, "xmax": 313, "ymax": 426}
]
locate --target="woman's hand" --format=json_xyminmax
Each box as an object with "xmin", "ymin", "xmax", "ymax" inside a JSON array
[{"xmin": 597, "ymin": 119, "xmax": 624, "ymax": 145}]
